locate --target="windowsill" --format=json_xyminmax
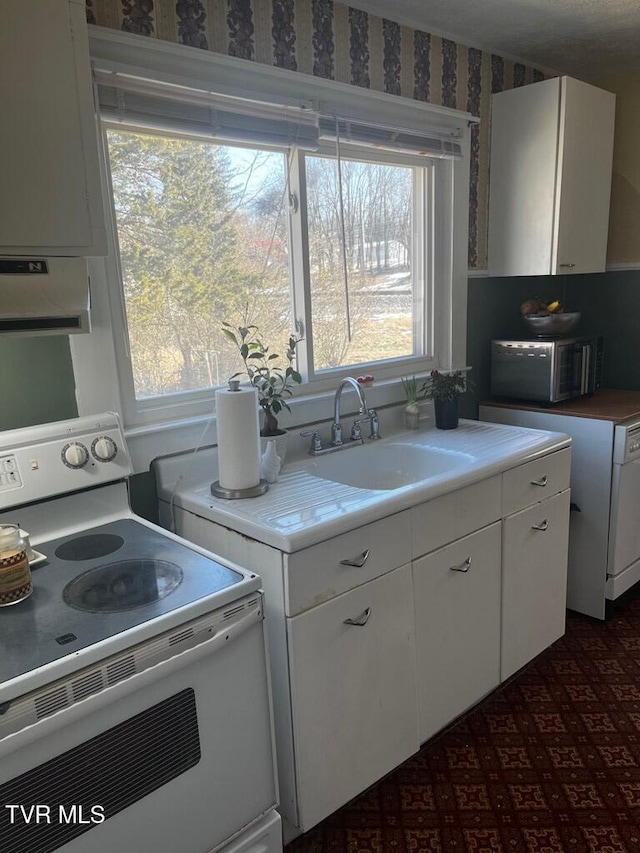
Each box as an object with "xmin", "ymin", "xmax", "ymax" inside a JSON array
[{"xmin": 124, "ymin": 377, "xmax": 409, "ymax": 473}]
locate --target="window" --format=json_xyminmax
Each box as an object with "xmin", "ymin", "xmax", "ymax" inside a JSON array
[
  {"xmin": 105, "ymin": 127, "xmax": 434, "ymax": 413},
  {"xmin": 107, "ymin": 128, "xmax": 292, "ymax": 401},
  {"xmin": 76, "ymin": 34, "xmax": 471, "ymax": 432},
  {"xmin": 302, "ymin": 148, "xmax": 427, "ymax": 374}
]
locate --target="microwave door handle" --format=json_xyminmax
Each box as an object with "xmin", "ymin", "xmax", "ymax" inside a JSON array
[
  {"xmin": 581, "ymin": 344, "xmax": 591, "ymax": 394},
  {"xmin": 573, "ymin": 346, "xmax": 583, "ymax": 395}
]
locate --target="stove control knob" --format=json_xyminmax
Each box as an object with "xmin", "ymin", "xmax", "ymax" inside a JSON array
[
  {"xmin": 92, "ymin": 436, "xmax": 118, "ymax": 463},
  {"xmin": 62, "ymin": 442, "xmax": 89, "ymax": 469}
]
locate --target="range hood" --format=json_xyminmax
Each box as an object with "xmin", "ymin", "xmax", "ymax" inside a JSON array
[{"xmin": 0, "ymin": 257, "xmax": 90, "ymax": 337}]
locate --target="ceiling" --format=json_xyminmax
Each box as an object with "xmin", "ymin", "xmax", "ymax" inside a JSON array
[{"xmin": 347, "ymin": 0, "xmax": 640, "ymax": 81}]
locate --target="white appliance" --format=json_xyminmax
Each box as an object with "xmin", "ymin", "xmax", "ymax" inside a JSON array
[
  {"xmin": 608, "ymin": 421, "xmax": 640, "ymax": 600},
  {"xmin": 0, "ymin": 256, "xmax": 90, "ymax": 336},
  {"xmin": 480, "ymin": 404, "xmax": 640, "ymax": 620},
  {"xmin": 0, "ymin": 413, "xmax": 280, "ymax": 853}
]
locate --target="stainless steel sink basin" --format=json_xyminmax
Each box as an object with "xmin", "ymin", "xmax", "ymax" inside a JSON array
[{"xmin": 307, "ymin": 442, "xmax": 471, "ymax": 491}]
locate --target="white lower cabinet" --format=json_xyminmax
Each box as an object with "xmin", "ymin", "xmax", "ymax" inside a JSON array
[
  {"xmin": 164, "ymin": 443, "xmax": 571, "ymax": 839},
  {"xmin": 413, "ymin": 523, "xmax": 502, "ymax": 743},
  {"xmin": 287, "ymin": 563, "xmax": 419, "ymax": 831},
  {"xmin": 501, "ymin": 489, "xmax": 571, "ymax": 680}
]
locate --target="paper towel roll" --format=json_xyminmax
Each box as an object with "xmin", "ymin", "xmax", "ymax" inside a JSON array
[{"xmin": 216, "ymin": 386, "xmax": 262, "ymax": 491}]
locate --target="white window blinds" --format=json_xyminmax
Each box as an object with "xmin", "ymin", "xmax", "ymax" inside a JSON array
[
  {"xmin": 318, "ymin": 117, "xmax": 463, "ymax": 160},
  {"xmin": 95, "ymin": 71, "xmax": 320, "ymax": 150}
]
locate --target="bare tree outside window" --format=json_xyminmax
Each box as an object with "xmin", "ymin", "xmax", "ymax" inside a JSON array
[{"xmin": 305, "ymin": 154, "xmax": 416, "ymax": 371}]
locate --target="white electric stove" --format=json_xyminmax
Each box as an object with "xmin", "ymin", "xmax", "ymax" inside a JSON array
[{"xmin": 0, "ymin": 413, "xmax": 281, "ymax": 853}]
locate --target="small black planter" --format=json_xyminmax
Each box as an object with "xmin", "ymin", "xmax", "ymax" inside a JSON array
[{"xmin": 434, "ymin": 398, "xmax": 459, "ymax": 430}]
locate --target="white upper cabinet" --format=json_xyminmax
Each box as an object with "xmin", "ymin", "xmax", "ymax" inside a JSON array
[
  {"xmin": 488, "ymin": 76, "xmax": 615, "ymax": 277},
  {"xmin": 0, "ymin": 0, "xmax": 106, "ymax": 256}
]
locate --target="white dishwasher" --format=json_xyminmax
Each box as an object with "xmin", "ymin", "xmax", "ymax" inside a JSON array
[
  {"xmin": 608, "ymin": 420, "xmax": 640, "ymax": 599},
  {"xmin": 480, "ymin": 399, "xmax": 640, "ymax": 620}
]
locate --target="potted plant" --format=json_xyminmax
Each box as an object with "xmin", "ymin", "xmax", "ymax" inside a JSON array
[
  {"xmin": 401, "ymin": 376, "xmax": 420, "ymax": 430},
  {"xmin": 421, "ymin": 369, "xmax": 468, "ymax": 430},
  {"xmin": 222, "ymin": 322, "xmax": 302, "ymax": 457}
]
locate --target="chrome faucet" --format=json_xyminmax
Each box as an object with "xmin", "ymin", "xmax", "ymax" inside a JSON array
[
  {"xmin": 332, "ymin": 377, "xmax": 381, "ymax": 445},
  {"xmin": 332, "ymin": 377, "xmax": 368, "ymax": 445},
  {"xmin": 300, "ymin": 377, "xmax": 381, "ymax": 456}
]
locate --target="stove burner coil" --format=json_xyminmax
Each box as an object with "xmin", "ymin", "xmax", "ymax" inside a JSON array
[
  {"xmin": 63, "ymin": 559, "xmax": 183, "ymax": 612},
  {"xmin": 55, "ymin": 534, "xmax": 125, "ymax": 562}
]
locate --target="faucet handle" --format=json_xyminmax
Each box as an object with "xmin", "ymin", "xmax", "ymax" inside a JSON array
[
  {"xmin": 350, "ymin": 420, "xmax": 363, "ymax": 442},
  {"xmin": 367, "ymin": 409, "xmax": 381, "ymax": 440},
  {"xmin": 300, "ymin": 429, "xmax": 322, "ymax": 455}
]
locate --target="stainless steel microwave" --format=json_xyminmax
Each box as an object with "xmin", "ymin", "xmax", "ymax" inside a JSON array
[{"xmin": 490, "ymin": 336, "xmax": 604, "ymax": 403}]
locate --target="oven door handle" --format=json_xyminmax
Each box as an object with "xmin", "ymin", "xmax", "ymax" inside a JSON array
[{"xmin": 0, "ymin": 604, "xmax": 262, "ymax": 761}]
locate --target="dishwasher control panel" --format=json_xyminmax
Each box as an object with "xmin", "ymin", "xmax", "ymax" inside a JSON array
[{"xmin": 614, "ymin": 421, "xmax": 640, "ymax": 465}]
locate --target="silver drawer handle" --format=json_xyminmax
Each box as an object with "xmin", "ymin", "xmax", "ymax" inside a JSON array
[
  {"xmin": 343, "ymin": 607, "xmax": 372, "ymax": 627},
  {"xmin": 530, "ymin": 476, "xmax": 548, "ymax": 487},
  {"xmin": 532, "ymin": 520, "xmax": 549, "ymax": 531},
  {"xmin": 340, "ymin": 549, "xmax": 370, "ymax": 568},
  {"xmin": 559, "ymin": 262, "xmax": 576, "ymax": 268},
  {"xmin": 449, "ymin": 557, "xmax": 472, "ymax": 573}
]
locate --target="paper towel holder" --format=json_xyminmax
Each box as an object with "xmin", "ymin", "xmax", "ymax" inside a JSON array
[
  {"xmin": 210, "ymin": 479, "xmax": 269, "ymax": 499},
  {"xmin": 211, "ymin": 377, "xmax": 269, "ymax": 498}
]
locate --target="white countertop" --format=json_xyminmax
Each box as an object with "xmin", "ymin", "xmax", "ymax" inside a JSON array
[{"xmin": 155, "ymin": 420, "xmax": 570, "ymax": 553}]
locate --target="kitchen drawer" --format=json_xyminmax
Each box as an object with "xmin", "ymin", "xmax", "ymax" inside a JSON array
[
  {"xmin": 411, "ymin": 476, "xmax": 502, "ymax": 558},
  {"xmin": 502, "ymin": 448, "xmax": 571, "ymax": 516},
  {"xmin": 284, "ymin": 511, "xmax": 411, "ymax": 616}
]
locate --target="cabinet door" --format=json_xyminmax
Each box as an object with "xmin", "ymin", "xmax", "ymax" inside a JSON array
[
  {"xmin": 413, "ymin": 523, "xmax": 501, "ymax": 744},
  {"xmin": 554, "ymin": 78, "xmax": 615, "ymax": 275},
  {"xmin": 502, "ymin": 489, "xmax": 570, "ymax": 680},
  {"xmin": 287, "ymin": 564, "xmax": 418, "ymax": 832},
  {"xmin": 0, "ymin": 1, "xmax": 106, "ymax": 255},
  {"xmin": 488, "ymin": 78, "xmax": 560, "ymax": 276},
  {"xmin": 488, "ymin": 76, "xmax": 615, "ymax": 277}
]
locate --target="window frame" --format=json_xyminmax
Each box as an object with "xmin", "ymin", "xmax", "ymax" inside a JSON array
[
  {"xmin": 73, "ymin": 27, "xmax": 473, "ymax": 450},
  {"xmin": 291, "ymin": 141, "xmax": 435, "ymax": 387}
]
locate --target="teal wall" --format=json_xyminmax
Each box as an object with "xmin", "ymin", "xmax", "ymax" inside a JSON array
[
  {"xmin": 0, "ymin": 336, "xmax": 77, "ymax": 429},
  {"xmin": 464, "ymin": 269, "xmax": 640, "ymax": 418}
]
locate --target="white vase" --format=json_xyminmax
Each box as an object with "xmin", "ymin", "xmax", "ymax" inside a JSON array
[
  {"xmin": 404, "ymin": 402, "xmax": 420, "ymax": 430},
  {"xmin": 260, "ymin": 430, "xmax": 289, "ymax": 466},
  {"xmin": 261, "ymin": 440, "xmax": 282, "ymax": 483}
]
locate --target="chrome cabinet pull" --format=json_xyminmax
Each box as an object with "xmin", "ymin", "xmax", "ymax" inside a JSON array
[
  {"xmin": 532, "ymin": 520, "xmax": 549, "ymax": 531},
  {"xmin": 343, "ymin": 607, "xmax": 372, "ymax": 626},
  {"xmin": 558, "ymin": 262, "xmax": 576, "ymax": 268},
  {"xmin": 449, "ymin": 557, "xmax": 472, "ymax": 573},
  {"xmin": 340, "ymin": 549, "xmax": 370, "ymax": 568},
  {"xmin": 530, "ymin": 475, "xmax": 548, "ymax": 487}
]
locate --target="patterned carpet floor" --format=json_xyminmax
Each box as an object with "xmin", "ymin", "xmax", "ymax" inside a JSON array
[{"xmin": 287, "ymin": 596, "xmax": 640, "ymax": 852}]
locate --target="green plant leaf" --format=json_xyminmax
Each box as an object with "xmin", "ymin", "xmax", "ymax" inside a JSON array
[{"xmin": 221, "ymin": 327, "xmax": 238, "ymax": 345}]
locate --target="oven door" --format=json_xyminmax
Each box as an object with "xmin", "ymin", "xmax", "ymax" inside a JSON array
[{"xmin": 0, "ymin": 601, "xmax": 277, "ymax": 853}]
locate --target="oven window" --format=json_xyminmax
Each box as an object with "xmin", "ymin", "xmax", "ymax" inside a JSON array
[{"xmin": 0, "ymin": 689, "xmax": 200, "ymax": 853}]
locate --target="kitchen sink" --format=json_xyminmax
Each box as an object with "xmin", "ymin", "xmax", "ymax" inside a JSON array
[{"xmin": 307, "ymin": 442, "xmax": 471, "ymax": 491}]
